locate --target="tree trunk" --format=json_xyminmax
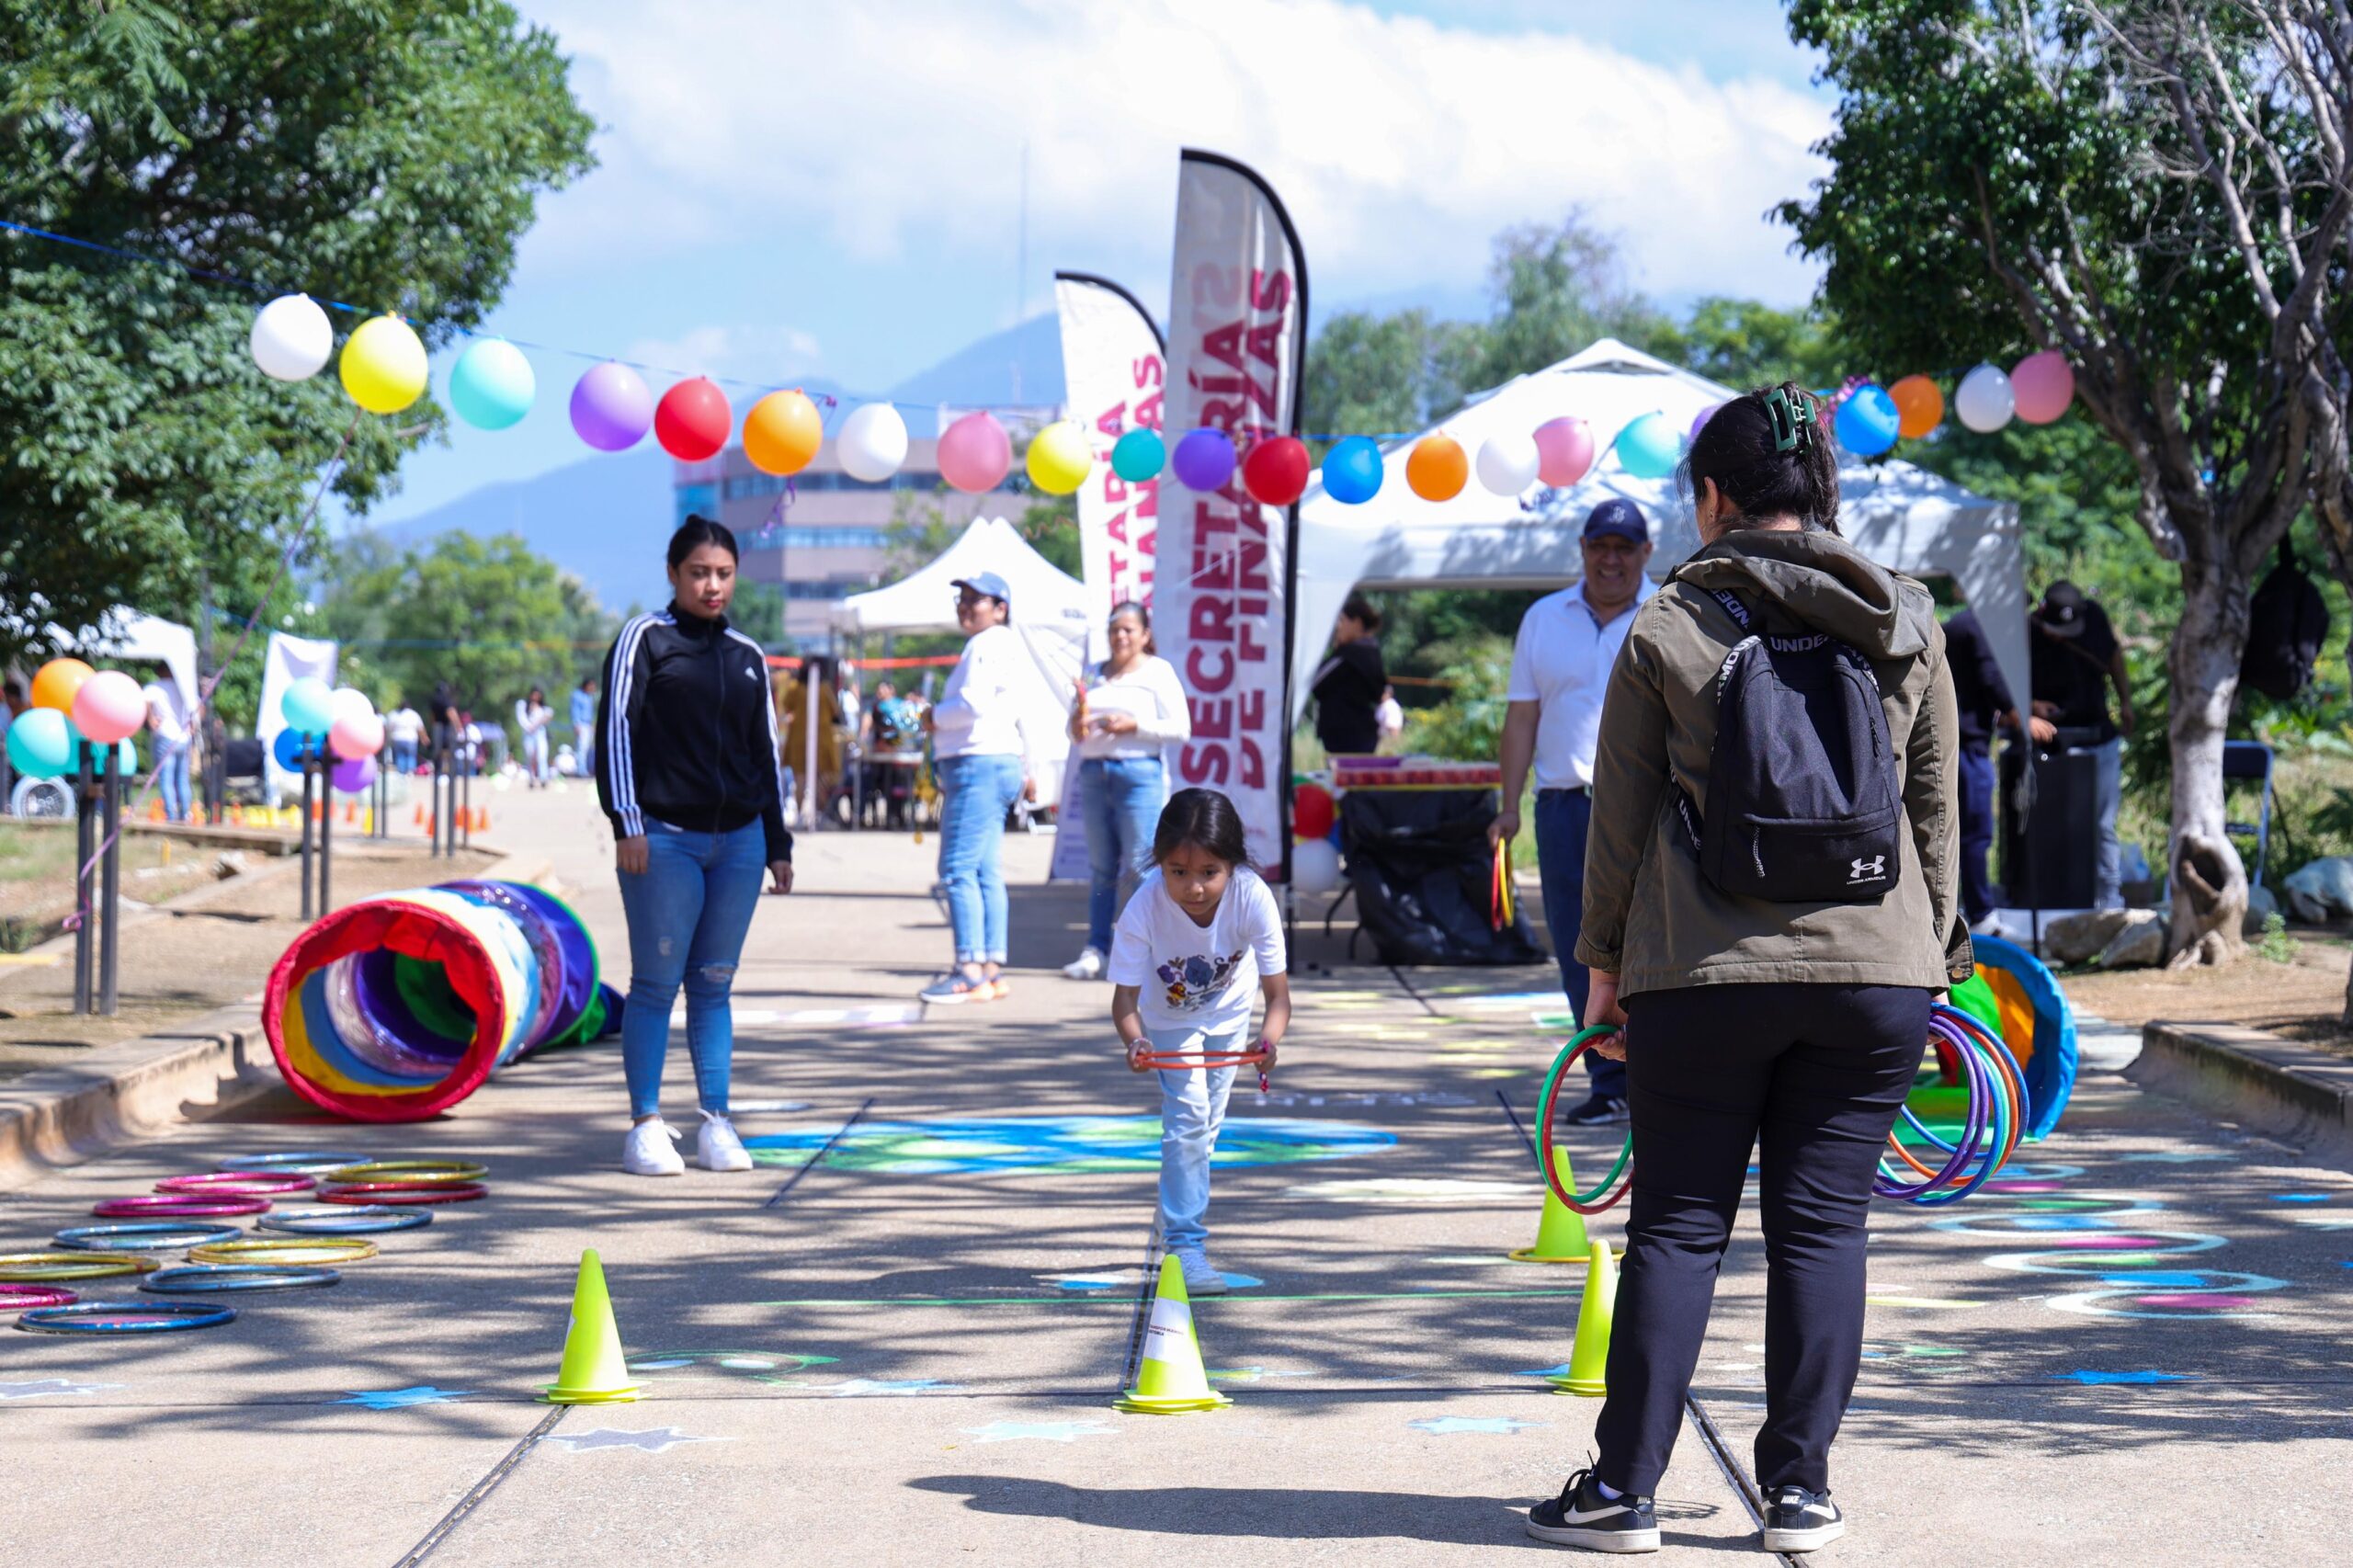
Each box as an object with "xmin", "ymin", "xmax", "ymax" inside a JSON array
[{"xmin": 2165, "ymin": 558, "xmax": 2249, "ymax": 967}]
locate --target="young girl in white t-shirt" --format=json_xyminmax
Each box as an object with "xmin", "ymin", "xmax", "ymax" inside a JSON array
[{"xmin": 1109, "ymin": 788, "xmax": 1290, "ymax": 1297}]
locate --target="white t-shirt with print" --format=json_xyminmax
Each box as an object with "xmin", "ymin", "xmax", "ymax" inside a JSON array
[{"xmin": 1108, "ymin": 867, "xmax": 1287, "ymax": 1036}]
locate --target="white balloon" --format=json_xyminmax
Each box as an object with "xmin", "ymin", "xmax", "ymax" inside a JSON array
[
  {"xmin": 1292, "ymin": 836, "xmax": 1342, "ymax": 896},
  {"xmin": 329, "ymin": 686, "xmax": 375, "ymax": 724},
  {"xmin": 1955, "ymin": 363, "xmax": 2017, "ymax": 434},
  {"xmin": 250, "ymin": 294, "xmax": 334, "ymax": 381},
  {"xmin": 1475, "ymin": 433, "xmax": 1542, "ymax": 496},
  {"xmin": 837, "ymin": 401, "xmax": 909, "ymax": 483}
]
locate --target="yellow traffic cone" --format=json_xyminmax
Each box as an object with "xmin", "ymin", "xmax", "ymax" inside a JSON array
[
  {"xmin": 1509, "ymin": 1148, "xmax": 1591, "ymax": 1263},
  {"xmin": 541, "ymin": 1248, "xmax": 642, "ymax": 1404},
  {"xmin": 1114, "ymin": 1255, "xmax": 1230, "ymax": 1415},
  {"xmin": 1551, "ymin": 1239, "xmax": 1619, "ymax": 1397}
]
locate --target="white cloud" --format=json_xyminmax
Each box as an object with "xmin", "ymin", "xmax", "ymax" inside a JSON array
[
  {"xmin": 616, "ymin": 324, "xmax": 824, "ymax": 388},
  {"xmin": 524, "ymin": 0, "xmax": 1830, "ymax": 312}
]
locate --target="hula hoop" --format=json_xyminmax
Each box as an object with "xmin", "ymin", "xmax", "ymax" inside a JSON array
[
  {"xmin": 139, "ymin": 1264, "xmax": 340, "ymax": 1293},
  {"xmin": 0, "ymin": 1285, "xmax": 79, "ymax": 1310},
  {"xmin": 324, "ymin": 1159, "xmax": 488, "ymax": 1186},
  {"xmin": 17, "ymin": 1301, "xmax": 236, "ymax": 1335},
  {"xmin": 1536, "ymin": 1028, "xmax": 1634, "ymax": 1214},
  {"xmin": 91, "ymin": 1195, "xmax": 270, "ymax": 1220},
  {"xmin": 1872, "ymin": 1005, "xmax": 2029, "ymax": 1205},
  {"xmin": 53, "ymin": 1222, "xmax": 244, "ymax": 1253},
  {"xmin": 1491, "ymin": 840, "xmax": 1517, "ymax": 932},
  {"xmin": 155, "ymin": 1173, "xmax": 316, "ymax": 1198},
  {"xmin": 317, "ymin": 1181, "xmax": 485, "ymax": 1206},
  {"xmin": 257, "ymin": 1205, "xmax": 433, "ymax": 1235},
  {"xmin": 188, "ymin": 1237, "xmax": 378, "ymax": 1267},
  {"xmin": 0, "ymin": 1253, "xmax": 159, "ymax": 1282},
  {"xmin": 217, "ymin": 1152, "xmax": 368, "ymax": 1176},
  {"xmin": 1132, "ymin": 1045, "xmax": 1271, "ymax": 1093}
]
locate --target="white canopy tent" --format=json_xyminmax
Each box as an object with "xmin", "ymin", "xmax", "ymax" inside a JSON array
[
  {"xmin": 835, "ymin": 515, "xmax": 1090, "ymax": 806},
  {"xmin": 1291, "ymin": 339, "xmax": 2029, "ymax": 721}
]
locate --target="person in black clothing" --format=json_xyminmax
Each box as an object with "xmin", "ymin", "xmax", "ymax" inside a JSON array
[
  {"xmin": 1941, "ymin": 608, "xmax": 2053, "ymax": 925},
  {"xmin": 2029, "ymin": 581, "xmax": 2135, "ymax": 908},
  {"xmin": 1312, "ymin": 593, "xmax": 1387, "ymax": 756},
  {"xmin": 597, "ymin": 517, "xmax": 795, "ymax": 1178},
  {"xmin": 427, "ymin": 679, "xmax": 462, "ymax": 771}
]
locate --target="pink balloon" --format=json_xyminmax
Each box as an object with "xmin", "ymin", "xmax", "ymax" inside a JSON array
[
  {"xmin": 329, "ymin": 710, "xmax": 385, "ymax": 761},
  {"xmin": 937, "ymin": 411, "xmax": 1011, "ymax": 493},
  {"xmin": 1532, "ymin": 416, "xmax": 1596, "ymax": 487},
  {"xmin": 71, "ymin": 670, "xmax": 147, "ymax": 745},
  {"xmin": 2012, "ymin": 350, "xmax": 2075, "ymax": 425}
]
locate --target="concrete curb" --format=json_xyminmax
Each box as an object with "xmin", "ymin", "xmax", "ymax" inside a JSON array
[{"xmin": 2128, "ymin": 1019, "xmax": 2353, "ymax": 1163}]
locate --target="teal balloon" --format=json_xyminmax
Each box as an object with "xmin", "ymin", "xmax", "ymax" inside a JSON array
[
  {"xmin": 1110, "ymin": 428, "xmax": 1165, "ymax": 483},
  {"xmin": 6, "ymin": 707, "xmax": 77, "ymax": 779},
  {"xmin": 115, "ymin": 738, "xmax": 139, "ymax": 774},
  {"xmin": 1323, "ymin": 436, "xmax": 1385, "ymax": 505},
  {"xmin": 1836, "ymin": 383, "xmax": 1901, "ymax": 457},
  {"xmin": 449, "ymin": 337, "xmax": 536, "ymax": 431},
  {"xmin": 1615, "ymin": 413, "xmax": 1681, "ymax": 480},
  {"xmin": 280, "ymin": 676, "xmax": 335, "ymax": 735}
]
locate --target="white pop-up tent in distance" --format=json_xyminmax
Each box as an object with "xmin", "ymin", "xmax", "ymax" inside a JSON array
[
  {"xmin": 834, "ymin": 515, "xmax": 1091, "ymax": 810},
  {"xmin": 1290, "ymin": 339, "xmax": 2029, "ymax": 720}
]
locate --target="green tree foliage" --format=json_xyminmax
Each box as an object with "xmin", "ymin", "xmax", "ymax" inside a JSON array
[{"xmin": 0, "ymin": 1, "xmax": 595, "ymax": 670}]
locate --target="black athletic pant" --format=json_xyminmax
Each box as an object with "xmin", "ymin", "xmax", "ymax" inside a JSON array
[{"xmin": 1594, "ymin": 982, "xmax": 1930, "ymax": 1496}]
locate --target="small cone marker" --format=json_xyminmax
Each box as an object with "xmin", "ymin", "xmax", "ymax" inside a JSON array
[
  {"xmin": 541, "ymin": 1248, "xmax": 642, "ymax": 1404},
  {"xmin": 413, "ymin": 802, "xmax": 426, "ymax": 827},
  {"xmin": 1510, "ymin": 1147, "xmax": 1591, "ymax": 1263},
  {"xmin": 1551, "ymin": 1239, "xmax": 1618, "ymax": 1397},
  {"xmin": 1115, "ymin": 1255, "xmax": 1230, "ymax": 1415},
  {"xmin": 473, "ymin": 806, "xmax": 489, "ymax": 833}
]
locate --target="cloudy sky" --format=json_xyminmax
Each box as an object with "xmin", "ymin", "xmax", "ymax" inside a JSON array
[{"xmin": 369, "ymin": 0, "xmax": 1832, "ymax": 524}]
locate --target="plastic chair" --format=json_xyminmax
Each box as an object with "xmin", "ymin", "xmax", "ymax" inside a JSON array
[{"xmin": 2222, "ymin": 740, "xmax": 2274, "ymax": 887}]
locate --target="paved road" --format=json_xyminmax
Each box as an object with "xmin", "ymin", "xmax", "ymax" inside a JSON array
[{"xmin": 1, "ymin": 785, "xmax": 2346, "ymax": 1565}]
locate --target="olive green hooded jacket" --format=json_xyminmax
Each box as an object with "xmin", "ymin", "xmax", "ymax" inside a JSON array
[{"xmin": 1574, "ymin": 528, "xmax": 1971, "ymax": 997}]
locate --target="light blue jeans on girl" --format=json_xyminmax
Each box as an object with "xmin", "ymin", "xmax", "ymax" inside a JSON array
[
  {"xmin": 616, "ymin": 817, "xmax": 766, "ymax": 1120},
  {"xmin": 936, "ymin": 752, "xmax": 1025, "ymax": 964},
  {"xmin": 1080, "ymin": 755, "xmax": 1164, "ymax": 953},
  {"xmin": 1149, "ymin": 1023, "xmax": 1242, "ymax": 1251}
]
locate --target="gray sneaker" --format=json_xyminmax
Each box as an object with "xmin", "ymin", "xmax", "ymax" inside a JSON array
[{"xmin": 1173, "ymin": 1246, "xmax": 1227, "ymax": 1297}]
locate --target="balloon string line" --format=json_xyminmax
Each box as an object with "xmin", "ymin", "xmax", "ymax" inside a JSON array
[{"xmin": 63, "ymin": 415, "xmax": 362, "ymax": 923}]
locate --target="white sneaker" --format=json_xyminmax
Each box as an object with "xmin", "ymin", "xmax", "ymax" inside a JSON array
[
  {"xmin": 1062, "ymin": 947, "xmax": 1105, "ymax": 981},
  {"xmin": 697, "ymin": 1111, "xmax": 753, "ymax": 1172},
  {"xmin": 1173, "ymin": 1246, "xmax": 1227, "ymax": 1297},
  {"xmin": 622, "ymin": 1119, "xmax": 685, "ymax": 1176}
]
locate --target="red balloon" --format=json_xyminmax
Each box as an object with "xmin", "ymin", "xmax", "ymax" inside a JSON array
[
  {"xmin": 654, "ymin": 377, "xmax": 733, "ymax": 462},
  {"xmin": 1241, "ymin": 436, "xmax": 1312, "ymax": 507},
  {"xmin": 1294, "ymin": 782, "xmax": 1336, "ymax": 840}
]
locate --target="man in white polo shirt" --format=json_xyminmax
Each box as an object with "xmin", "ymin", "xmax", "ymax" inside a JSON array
[{"xmin": 1489, "ymin": 498, "xmax": 1655, "ymax": 1124}]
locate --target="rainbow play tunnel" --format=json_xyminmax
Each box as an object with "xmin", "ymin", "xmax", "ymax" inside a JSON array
[{"xmin": 265, "ymin": 880, "xmax": 620, "ymax": 1122}]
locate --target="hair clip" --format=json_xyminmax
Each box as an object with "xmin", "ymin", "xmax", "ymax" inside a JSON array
[{"xmin": 1765, "ymin": 387, "xmax": 1812, "ymax": 452}]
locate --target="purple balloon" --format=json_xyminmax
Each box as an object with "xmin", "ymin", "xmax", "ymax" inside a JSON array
[
  {"xmin": 1688, "ymin": 402, "xmax": 1722, "ymax": 443},
  {"xmin": 331, "ymin": 755, "xmax": 378, "ymax": 795},
  {"xmin": 1169, "ymin": 427, "xmax": 1237, "ymax": 492},
  {"xmin": 570, "ymin": 361, "xmax": 654, "ymax": 452}
]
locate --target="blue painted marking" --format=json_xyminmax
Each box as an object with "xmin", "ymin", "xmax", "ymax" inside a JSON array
[
  {"xmin": 1220, "ymin": 1273, "xmax": 1264, "ymax": 1290},
  {"xmin": 2097, "ymin": 1272, "xmax": 2211, "ymax": 1288},
  {"xmin": 2052, "ymin": 1369, "xmax": 2195, "ymax": 1385},
  {"xmin": 2272, "ymin": 1194, "xmax": 2333, "ymax": 1203}
]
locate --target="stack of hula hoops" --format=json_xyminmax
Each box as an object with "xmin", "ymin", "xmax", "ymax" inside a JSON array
[
  {"xmin": 1535, "ymin": 1003, "xmax": 2031, "ymax": 1215},
  {"xmin": 0, "ymin": 1153, "xmax": 489, "ymax": 1335}
]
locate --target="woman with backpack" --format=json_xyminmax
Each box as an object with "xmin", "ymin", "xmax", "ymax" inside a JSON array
[{"xmin": 1523, "ymin": 384, "xmax": 1967, "ymax": 1557}]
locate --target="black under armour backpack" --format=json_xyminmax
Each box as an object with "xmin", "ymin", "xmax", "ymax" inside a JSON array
[
  {"xmin": 2240, "ymin": 540, "xmax": 2331, "ymax": 702},
  {"xmin": 1673, "ymin": 588, "xmax": 1904, "ymax": 903}
]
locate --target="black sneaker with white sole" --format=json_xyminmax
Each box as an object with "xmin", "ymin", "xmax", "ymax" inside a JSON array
[
  {"xmin": 1761, "ymin": 1485, "xmax": 1844, "ymax": 1552},
  {"xmin": 1525, "ymin": 1468, "xmax": 1659, "ymax": 1552},
  {"xmin": 1563, "ymin": 1093, "xmax": 1631, "ymax": 1126}
]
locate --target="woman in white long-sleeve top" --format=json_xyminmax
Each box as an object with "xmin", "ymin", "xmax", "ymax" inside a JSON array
[{"xmin": 1062, "ymin": 601, "xmax": 1191, "ymax": 981}]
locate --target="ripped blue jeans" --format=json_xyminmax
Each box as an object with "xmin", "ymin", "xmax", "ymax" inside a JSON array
[{"xmin": 617, "ymin": 817, "xmax": 767, "ymax": 1120}]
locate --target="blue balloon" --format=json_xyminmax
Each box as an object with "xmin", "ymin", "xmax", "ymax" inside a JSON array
[
  {"xmin": 5, "ymin": 707, "xmax": 78, "ymax": 779},
  {"xmin": 1836, "ymin": 383, "xmax": 1902, "ymax": 458},
  {"xmin": 272, "ymin": 727, "xmax": 315, "ymax": 771},
  {"xmin": 449, "ymin": 337, "xmax": 537, "ymax": 431},
  {"xmin": 1109, "ymin": 428, "xmax": 1165, "ymax": 483},
  {"xmin": 280, "ymin": 676, "xmax": 334, "ymax": 735},
  {"xmin": 1323, "ymin": 436, "xmax": 1385, "ymax": 505}
]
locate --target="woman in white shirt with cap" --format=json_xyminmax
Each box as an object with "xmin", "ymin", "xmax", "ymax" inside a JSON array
[
  {"xmin": 921, "ymin": 572, "xmax": 1035, "ymax": 1004},
  {"xmin": 1062, "ymin": 601, "xmax": 1191, "ymax": 980}
]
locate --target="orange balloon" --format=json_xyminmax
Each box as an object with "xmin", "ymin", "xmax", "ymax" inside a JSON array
[
  {"xmin": 1405, "ymin": 433, "xmax": 1469, "ymax": 502},
  {"xmin": 1889, "ymin": 374, "xmax": 1945, "ymax": 439},
  {"xmin": 744, "ymin": 389, "xmax": 823, "ymax": 476},
  {"xmin": 30, "ymin": 657, "xmax": 94, "ymax": 714}
]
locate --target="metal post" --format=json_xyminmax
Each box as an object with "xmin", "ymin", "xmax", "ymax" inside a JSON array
[
  {"xmin": 460, "ymin": 757, "xmax": 472, "ymax": 849},
  {"xmin": 72, "ymin": 744, "xmax": 95, "ymax": 1015},
  {"xmin": 318, "ymin": 750, "xmax": 333, "ymax": 915},
  {"xmin": 98, "ymin": 747, "xmax": 121, "ymax": 1015},
  {"xmin": 298, "ymin": 744, "xmax": 315, "ymax": 922}
]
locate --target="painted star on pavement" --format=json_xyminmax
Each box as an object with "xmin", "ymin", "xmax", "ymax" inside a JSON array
[
  {"xmin": 337, "ymin": 1387, "xmax": 472, "ymax": 1409},
  {"xmin": 2052, "ymin": 1370, "xmax": 2196, "ymax": 1385},
  {"xmin": 0, "ymin": 1379, "xmax": 120, "ymax": 1400},
  {"xmin": 964, "ymin": 1420, "xmax": 1119, "ymax": 1444},
  {"xmin": 1409, "ymin": 1416, "xmax": 1547, "ymax": 1435},
  {"xmin": 546, "ymin": 1426, "xmax": 721, "ymax": 1454}
]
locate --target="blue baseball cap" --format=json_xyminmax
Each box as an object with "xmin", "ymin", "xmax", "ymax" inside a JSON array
[
  {"xmin": 952, "ymin": 571, "xmax": 1012, "ymax": 605},
  {"xmin": 1583, "ymin": 498, "xmax": 1650, "ymax": 545}
]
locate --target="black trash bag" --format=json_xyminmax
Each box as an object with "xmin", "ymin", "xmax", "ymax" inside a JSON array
[{"xmin": 1338, "ymin": 788, "xmax": 1542, "ymax": 966}]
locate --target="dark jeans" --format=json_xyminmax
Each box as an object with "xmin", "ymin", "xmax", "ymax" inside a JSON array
[
  {"xmin": 1596, "ymin": 982, "xmax": 1929, "ymax": 1496},
  {"xmin": 1957, "ymin": 741, "xmax": 1997, "ymax": 924},
  {"xmin": 1534, "ymin": 788, "xmax": 1623, "ymax": 1098}
]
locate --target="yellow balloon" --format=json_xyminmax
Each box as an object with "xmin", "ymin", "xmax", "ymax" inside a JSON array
[
  {"xmin": 1025, "ymin": 420, "xmax": 1093, "ymax": 495},
  {"xmin": 338, "ymin": 315, "xmax": 429, "ymax": 415}
]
